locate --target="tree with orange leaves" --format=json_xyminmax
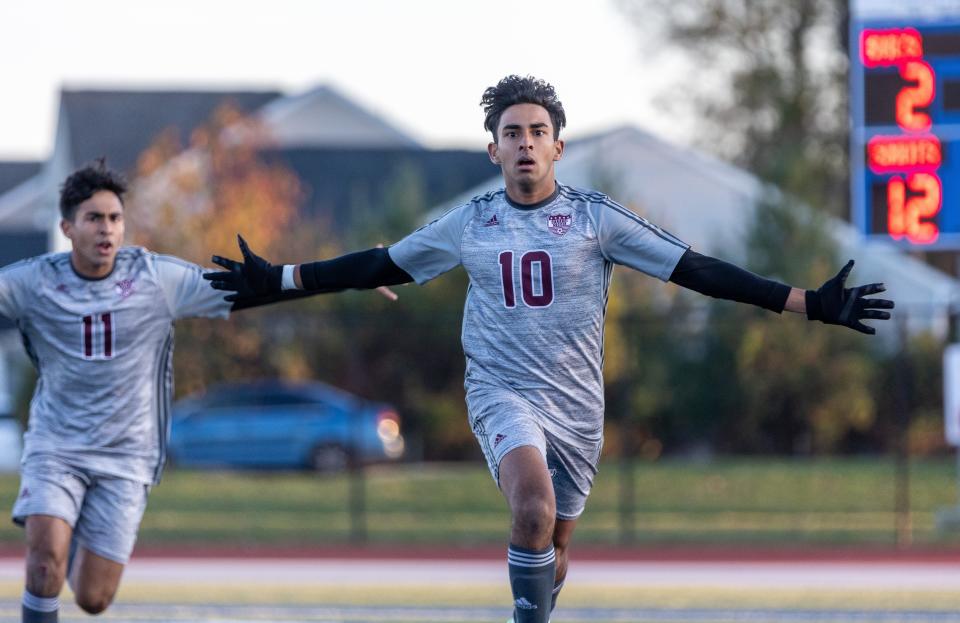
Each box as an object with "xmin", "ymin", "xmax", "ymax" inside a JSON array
[{"xmin": 127, "ymin": 104, "xmax": 339, "ymax": 395}]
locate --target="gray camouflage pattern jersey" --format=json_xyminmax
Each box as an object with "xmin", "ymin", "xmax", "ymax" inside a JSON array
[
  {"xmin": 0, "ymin": 247, "xmax": 230, "ymax": 484},
  {"xmin": 389, "ymin": 183, "xmax": 688, "ymax": 444}
]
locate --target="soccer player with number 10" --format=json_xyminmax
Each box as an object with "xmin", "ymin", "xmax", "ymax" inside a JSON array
[{"xmin": 208, "ymin": 75, "xmax": 895, "ymax": 623}]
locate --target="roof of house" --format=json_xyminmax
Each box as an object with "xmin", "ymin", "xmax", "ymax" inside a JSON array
[
  {"xmin": 58, "ymin": 85, "xmax": 424, "ymax": 176},
  {"xmin": 59, "ymin": 89, "xmax": 283, "ymax": 173},
  {"xmin": 0, "ymin": 161, "xmax": 42, "ymax": 195},
  {"xmin": 258, "ymin": 85, "xmax": 420, "ymax": 149},
  {"xmin": 266, "ymin": 147, "xmax": 495, "ymax": 233}
]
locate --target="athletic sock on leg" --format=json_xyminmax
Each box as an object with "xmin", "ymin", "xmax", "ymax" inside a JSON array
[
  {"xmin": 550, "ymin": 579, "xmax": 565, "ymax": 612},
  {"xmin": 507, "ymin": 543, "xmax": 555, "ymax": 623},
  {"xmin": 22, "ymin": 590, "xmax": 58, "ymax": 623}
]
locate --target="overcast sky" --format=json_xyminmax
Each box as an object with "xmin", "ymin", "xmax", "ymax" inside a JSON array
[{"xmin": 0, "ymin": 0, "xmax": 692, "ymax": 159}]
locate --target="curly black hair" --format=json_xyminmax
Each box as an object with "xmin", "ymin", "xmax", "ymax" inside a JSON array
[
  {"xmin": 481, "ymin": 75, "xmax": 566, "ymax": 142},
  {"xmin": 59, "ymin": 158, "xmax": 127, "ymax": 220}
]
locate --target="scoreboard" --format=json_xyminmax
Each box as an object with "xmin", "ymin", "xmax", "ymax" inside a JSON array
[{"xmin": 850, "ymin": 1, "xmax": 960, "ymax": 249}]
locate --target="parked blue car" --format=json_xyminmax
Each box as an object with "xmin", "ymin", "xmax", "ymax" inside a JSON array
[{"xmin": 168, "ymin": 381, "xmax": 404, "ymax": 471}]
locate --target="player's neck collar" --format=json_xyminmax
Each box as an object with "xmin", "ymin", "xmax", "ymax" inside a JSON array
[
  {"xmin": 504, "ymin": 182, "xmax": 560, "ymax": 211},
  {"xmin": 68, "ymin": 254, "xmax": 117, "ymax": 282}
]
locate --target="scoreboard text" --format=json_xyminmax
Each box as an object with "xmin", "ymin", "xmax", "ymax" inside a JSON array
[{"xmin": 851, "ymin": 19, "xmax": 960, "ymax": 248}]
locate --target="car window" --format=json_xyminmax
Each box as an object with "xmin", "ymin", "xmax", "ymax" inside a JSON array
[
  {"xmin": 254, "ymin": 392, "xmax": 318, "ymax": 407},
  {"xmin": 203, "ymin": 392, "xmax": 258, "ymax": 409},
  {"xmin": 204, "ymin": 389, "xmax": 320, "ymax": 409}
]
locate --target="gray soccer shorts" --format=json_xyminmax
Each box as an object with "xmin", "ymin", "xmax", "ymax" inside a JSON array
[
  {"xmin": 467, "ymin": 387, "xmax": 603, "ymax": 520},
  {"xmin": 12, "ymin": 455, "xmax": 150, "ymax": 564}
]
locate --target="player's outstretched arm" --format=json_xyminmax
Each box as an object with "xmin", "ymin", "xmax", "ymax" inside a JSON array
[
  {"xmin": 668, "ymin": 251, "xmax": 894, "ymax": 335},
  {"xmin": 800, "ymin": 259, "xmax": 894, "ymax": 335},
  {"xmin": 203, "ymin": 235, "xmax": 413, "ymax": 308},
  {"xmin": 202, "ymin": 254, "xmax": 337, "ymax": 311}
]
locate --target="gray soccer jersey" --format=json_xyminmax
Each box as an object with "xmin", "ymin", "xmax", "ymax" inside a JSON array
[
  {"xmin": 0, "ymin": 247, "xmax": 230, "ymax": 484},
  {"xmin": 389, "ymin": 183, "xmax": 688, "ymax": 444}
]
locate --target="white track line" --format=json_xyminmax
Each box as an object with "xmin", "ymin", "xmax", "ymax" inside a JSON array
[{"xmin": 0, "ymin": 558, "xmax": 957, "ymax": 590}]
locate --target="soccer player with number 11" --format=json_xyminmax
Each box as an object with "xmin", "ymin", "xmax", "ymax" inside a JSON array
[{"xmin": 0, "ymin": 161, "xmax": 384, "ymax": 623}]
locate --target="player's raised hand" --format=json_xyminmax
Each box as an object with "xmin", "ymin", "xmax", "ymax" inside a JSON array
[
  {"xmin": 235, "ymin": 235, "xmax": 283, "ymax": 295},
  {"xmin": 204, "ymin": 235, "xmax": 281, "ymax": 300},
  {"xmin": 805, "ymin": 260, "xmax": 895, "ymax": 335},
  {"xmin": 203, "ymin": 253, "xmax": 247, "ymax": 302},
  {"xmin": 205, "ymin": 234, "xmax": 283, "ymax": 298}
]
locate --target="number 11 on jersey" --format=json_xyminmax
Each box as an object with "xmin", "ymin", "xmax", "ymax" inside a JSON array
[
  {"xmin": 498, "ymin": 250, "xmax": 554, "ymax": 308},
  {"xmin": 81, "ymin": 312, "xmax": 115, "ymax": 359}
]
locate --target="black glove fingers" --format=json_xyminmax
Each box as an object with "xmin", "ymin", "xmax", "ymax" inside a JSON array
[
  {"xmin": 857, "ymin": 283, "xmax": 886, "ymax": 296},
  {"xmin": 813, "ymin": 261, "xmax": 893, "ymax": 335},
  {"xmin": 212, "ymin": 256, "xmax": 243, "ymax": 272},
  {"xmin": 238, "ymin": 235, "xmax": 264, "ymax": 269},
  {"xmin": 859, "ymin": 297, "xmax": 895, "ymax": 310},
  {"xmin": 211, "ymin": 255, "xmax": 237, "ymax": 270},
  {"xmin": 208, "ymin": 279, "xmax": 238, "ymax": 291},
  {"xmin": 203, "ymin": 271, "xmax": 237, "ymax": 284},
  {"xmin": 835, "ymin": 259, "xmax": 855, "ymax": 285},
  {"xmin": 860, "ymin": 309, "xmax": 891, "ymax": 320}
]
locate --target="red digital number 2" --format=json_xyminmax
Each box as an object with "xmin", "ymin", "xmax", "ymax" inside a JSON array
[
  {"xmin": 896, "ymin": 60, "xmax": 934, "ymax": 132},
  {"xmin": 82, "ymin": 313, "xmax": 115, "ymax": 359},
  {"xmin": 498, "ymin": 250, "xmax": 554, "ymax": 308}
]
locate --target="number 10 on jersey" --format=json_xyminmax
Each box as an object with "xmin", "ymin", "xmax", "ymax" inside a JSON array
[{"xmin": 498, "ymin": 250, "xmax": 554, "ymax": 308}]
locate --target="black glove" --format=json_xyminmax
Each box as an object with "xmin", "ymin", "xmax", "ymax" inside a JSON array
[
  {"xmin": 204, "ymin": 235, "xmax": 283, "ymax": 299},
  {"xmin": 805, "ymin": 260, "xmax": 895, "ymax": 335},
  {"xmin": 204, "ymin": 253, "xmax": 338, "ymax": 311}
]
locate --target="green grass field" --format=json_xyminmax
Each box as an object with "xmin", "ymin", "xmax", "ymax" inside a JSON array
[{"xmin": 0, "ymin": 457, "xmax": 956, "ymax": 547}]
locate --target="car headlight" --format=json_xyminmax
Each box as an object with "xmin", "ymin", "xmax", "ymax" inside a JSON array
[
  {"xmin": 377, "ymin": 418, "xmax": 400, "ymax": 442},
  {"xmin": 383, "ymin": 436, "xmax": 404, "ymax": 459}
]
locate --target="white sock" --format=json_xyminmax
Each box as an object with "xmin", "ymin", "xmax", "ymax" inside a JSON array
[
  {"xmin": 22, "ymin": 589, "xmax": 59, "ymax": 622},
  {"xmin": 22, "ymin": 591, "xmax": 58, "ymax": 613}
]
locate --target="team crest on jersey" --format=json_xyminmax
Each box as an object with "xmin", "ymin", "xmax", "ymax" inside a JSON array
[
  {"xmin": 547, "ymin": 213, "xmax": 572, "ymax": 236},
  {"xmin": 115, "ymin": 279, "xmax": 135, "ymax": 299}
]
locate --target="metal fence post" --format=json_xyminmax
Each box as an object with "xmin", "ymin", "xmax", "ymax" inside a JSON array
[{"xmin": 894, "ymin": 311, "xmax": 913, "ymax": 549}]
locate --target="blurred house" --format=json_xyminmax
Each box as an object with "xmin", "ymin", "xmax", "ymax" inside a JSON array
[
  {"xmin": 44, "ymin": 86, "xmax": 494, "ymax": 246},
  {"xmin": 0, "ymin": 84, "xmax": 496, "ymax": 430},
  {"xmin": 0, "ymin": 161, "xmax": 47, "ymax": 294},
  {"xmin": 0, "ymin": 161, "xmax": 47, "ymax": 464}
]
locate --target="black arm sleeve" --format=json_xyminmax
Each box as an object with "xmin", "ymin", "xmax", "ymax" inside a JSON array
[
  {"xmin": 298, "ymin": 247, "xmax": 414, "ymax": 291},
  {"xmin": 668, "ymin": 249, "xmax": 791, "ymax": 313}
]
